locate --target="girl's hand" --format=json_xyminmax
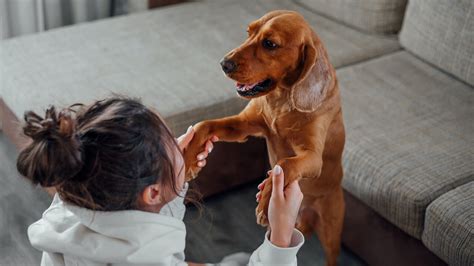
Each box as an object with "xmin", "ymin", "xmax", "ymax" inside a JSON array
[
  {"xmin": 177, "ymin": 126, "xmax": 218, "ymax": 168},
  {"xmin": 256, "ymin": 165, "xmax": 303, "ymax": 248}
]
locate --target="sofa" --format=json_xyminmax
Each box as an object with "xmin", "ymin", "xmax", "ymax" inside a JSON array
[{"xmin": 1, "ymin": 0, "xmax": 472, "ymax": 265}]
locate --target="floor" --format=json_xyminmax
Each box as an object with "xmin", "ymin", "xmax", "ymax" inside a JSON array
[{"xmin": 0, "ymin": 132, "xmax": 365, "ymax": 265}]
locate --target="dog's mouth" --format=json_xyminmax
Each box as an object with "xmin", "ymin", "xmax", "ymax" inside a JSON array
[{"xmin": 235, "ymin": 79, "xmax": 275, "ymax": 97}]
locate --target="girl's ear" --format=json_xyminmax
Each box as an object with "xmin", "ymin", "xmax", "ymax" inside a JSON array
[{"xmin": 141, "ymin": 184, "xmax": 163, "ymax": 206}]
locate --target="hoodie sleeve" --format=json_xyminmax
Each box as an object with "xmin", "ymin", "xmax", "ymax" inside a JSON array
[{"xmin": 248, "ymin": 229, "xmax": 304, "ymax": 266}]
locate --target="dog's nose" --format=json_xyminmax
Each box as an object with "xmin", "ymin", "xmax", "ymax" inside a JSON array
[{"xmin": 220, "ymin": 58, "xmax": 236, "ymax": 74}]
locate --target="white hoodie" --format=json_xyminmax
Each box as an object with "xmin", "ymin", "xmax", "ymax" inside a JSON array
[{"xmin": 28, "ymin": 195, "xmax": 304, "ymax": 266}]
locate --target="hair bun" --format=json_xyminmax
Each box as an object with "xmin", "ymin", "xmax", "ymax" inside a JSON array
[
  {"xmin": 17, "ymin": 106, "xmax": 84, "ymax": 187},
  {"xmin": 23, "ymin": 106, "xmax": 76, "ymax": 140}
]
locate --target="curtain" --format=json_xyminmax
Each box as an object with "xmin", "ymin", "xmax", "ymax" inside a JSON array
[{"xmin": 0, "ymin": 0, "xmax": 148, "ymax": 40}]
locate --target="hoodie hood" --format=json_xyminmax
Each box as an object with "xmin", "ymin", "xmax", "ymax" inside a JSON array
[{"xmin": 28, "ymin": 194, "xmax": 186, "ymax": 265}]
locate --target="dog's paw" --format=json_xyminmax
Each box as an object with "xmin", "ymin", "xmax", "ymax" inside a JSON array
[
  {"xmin": 183, "ymin": 146, "xmax": 200, "ymax": 181},
  {"xmin": 185, "ymin": 166, "xmax": 200, "ymax": 181},
  {"xmin": 256, "ymin": 208, "xmax": 269, "ymax": 226},
  {"xmin": 183, "ymin": 122, "xmax": 212, "ymax": 181},
  {"xmin": 184, "ymin": 148, "xmax": 207, "ymax": 181},
  {"xmin": 255, "ymin": 180, "xmax": 271, "ymax": 226}
]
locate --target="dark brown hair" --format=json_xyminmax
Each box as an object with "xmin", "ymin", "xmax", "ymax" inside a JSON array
[{"xmin": 17, "ymin": 97, "xmax": 182, "ymax": 211}]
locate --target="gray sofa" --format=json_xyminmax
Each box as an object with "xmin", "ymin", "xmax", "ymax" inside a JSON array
[{"xmin": 1, "ymin": 0, "xmax": 472, "ymax": 265}]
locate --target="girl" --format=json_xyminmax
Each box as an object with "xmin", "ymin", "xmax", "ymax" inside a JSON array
[{"xmin": 17, "ymin": 97, "xmax": 304, "ymax": 265}]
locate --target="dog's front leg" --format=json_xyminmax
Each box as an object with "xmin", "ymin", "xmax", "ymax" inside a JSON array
[
  {"xmin": 278, "ymin": 150, "xmax": 323, "ymax": 181},
  {"xmin": 256, "ymin": 114, "xmax": 333, "ymax": 225},
  {"xmin": 184, "ymin": 104, "xmax": 265, "ymax": 180},
  {"xmin": 255, "ymin": 149, "xmax": 322, "ymax": 225}
]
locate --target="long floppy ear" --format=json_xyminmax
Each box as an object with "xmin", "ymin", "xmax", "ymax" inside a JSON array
[{"xmin": 290, "ymin": 34, "xmax": 332, "ymax": 112}]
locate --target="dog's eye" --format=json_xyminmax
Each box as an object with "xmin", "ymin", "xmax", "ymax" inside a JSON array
[{"xmin": 262, "ymin": 39, "xmax": 278, "ymax": 50}]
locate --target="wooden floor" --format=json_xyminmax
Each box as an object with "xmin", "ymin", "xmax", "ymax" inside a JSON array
[{"xmin": 0, "ymin": 132, "xmax": 365, "ymax": 266}]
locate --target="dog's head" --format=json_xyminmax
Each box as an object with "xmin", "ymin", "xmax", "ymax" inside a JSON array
[{"xmin": 221, "ymin": 10, "xmax": 332, "ymax": 112}]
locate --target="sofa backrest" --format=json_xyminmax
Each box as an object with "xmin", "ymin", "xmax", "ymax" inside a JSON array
[
  {"xmin": 400, "ymin": 0, "xmax": 474, "ymax": 86},
  {"xmin": 295, "ymin": 0, "xmax": 408, "ymax": 34}
]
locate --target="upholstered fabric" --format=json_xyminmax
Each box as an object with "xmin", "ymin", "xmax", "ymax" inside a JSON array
[
  {"xmin": 296, "ymin": 0, "xmax": 407, "ymax": 34},
  {"xmin": 422, "ymin": 182, "xmax": 474, "ymax": 266},
  {"xmin": 400, "ymin": 0, "xmax": 474, "ymax": 86},
  {"xmin": 0, "ymin": 0, "xmax": 399, "ymax": 135},
  {"xmin": 340, "ymin": 51, "xmax": 474, "ymax": 238}
]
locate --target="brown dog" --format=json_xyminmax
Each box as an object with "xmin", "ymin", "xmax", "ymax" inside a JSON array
[{"xmin": 184, "ymin": 11, "xmax": 345, "ymax": 266}]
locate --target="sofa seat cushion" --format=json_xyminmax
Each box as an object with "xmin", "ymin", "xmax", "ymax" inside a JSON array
[
  {"xmin": 0, "ymin": 0, "xmax": 399, "ymax": 135},
  {"xmin": 422, "ymin": 182, "xmax": 474, "ymax": 266},
  {"xmin": 339, "ymin": 51, "xmax": 474, "ymax": 238},
  {"xmin": 400, "ymin": 0, "xmax": 474, "ymax": 86},
  {"xmin": 296, "ymin": 0, "xmax": 407, "ymax": 34}
]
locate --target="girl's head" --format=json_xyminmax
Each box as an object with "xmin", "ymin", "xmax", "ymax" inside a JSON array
[{"xmin": 17, "ymin": 97, "xmax": 185, "ymax": 212}]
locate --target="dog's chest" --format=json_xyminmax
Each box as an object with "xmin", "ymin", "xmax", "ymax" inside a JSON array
[
  {"xmin": 259, "ymin": 102, "xmax": 312, "ymax": 162},
  {"xmin": 262, "ymin": 110, "xmax": 299, "ymax": 163},
  {"xmin": 261, "ymin": 103, "xmax": 304, "ymax": 138}
]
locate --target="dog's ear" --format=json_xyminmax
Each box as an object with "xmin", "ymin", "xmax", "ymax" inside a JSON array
[{"xmin": 290, "ymin": 34, "xmax": 331, "ymax": 113}]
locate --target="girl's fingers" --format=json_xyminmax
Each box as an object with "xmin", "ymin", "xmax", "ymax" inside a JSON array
[
  {"xmin": 197, "ymin": 160, "xmax": 206, "ymax": 167},
  {"xmin": 205, "ymin": 140, "xmax": 213, "ymax": 153},
  {"xmin": 258, "ymin": 179, "xmax": 267, "ymax": 190},
  {"xmin": 211, "ymin": 135, "xmax": 219, "ymax": 142},
  {"xmin": 271, "ymin": 165, "xmax": 285, "ymax": 199},
  {"xmin": 177, "ymin": 126, "xmax": 195, "ymax": 151},
  {"xmin": 256, "ymin": 192, "xmax": 261, "ymax": 202},
  {"xmin": 197, "ymin": 152, "xmax": 207, "ymax": 161}
]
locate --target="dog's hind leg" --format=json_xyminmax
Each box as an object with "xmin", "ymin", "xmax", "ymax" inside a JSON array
[
  {"xmin": 313, "ymin": 186, "xmax": 345, "ymax": 266},
  {"xmin": 296, "ymin": 195, "xmax": 318, "ymax": 237}
]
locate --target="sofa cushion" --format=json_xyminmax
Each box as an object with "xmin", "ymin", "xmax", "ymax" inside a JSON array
[
  {"xmin": 422, "ymin": 182, "xmax": 474, "ymax": 266},
  {"xmin": 339, "ymin": 51, "xmax": 474, "ymax": 238},
  {"xmin": 0, "ymin": 0, "xmax": 399, "ymax": 135},
  {"xmin": 400, "ymin": 0, "xmax": 474, "ymax": 86},
  {"xmin": 296, "ymin": 0, "xmax": 407, "ymax": 34}
]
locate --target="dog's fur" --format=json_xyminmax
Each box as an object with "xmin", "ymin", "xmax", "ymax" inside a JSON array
[{"xmin": 184, "ymin": 11, "xmax": 345, "ymax": 266}]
